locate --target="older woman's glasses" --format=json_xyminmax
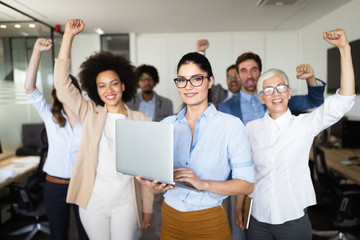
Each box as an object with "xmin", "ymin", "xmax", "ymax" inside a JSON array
[
  {"xmin": 261, "ymin": 84, "xmax": 289, "ymax": 96},
  {"xmin": 174, "ymin": 75, "xmax": 209, "ymax": 88}
]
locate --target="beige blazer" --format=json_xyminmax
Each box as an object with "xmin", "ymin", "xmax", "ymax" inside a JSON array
[{"xmin": 54, "ymin": 58, "xmax": 154, "ymax": 227}]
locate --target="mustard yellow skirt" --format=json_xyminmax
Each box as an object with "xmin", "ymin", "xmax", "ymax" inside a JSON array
[{"xmin": 161, "ymin": 201, "xmax": 232, "ymax": 240}]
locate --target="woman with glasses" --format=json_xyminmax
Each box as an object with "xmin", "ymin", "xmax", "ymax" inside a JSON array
[
  {"xmin": 239, "ymin": 29, "xmax": 355, "ymax": 240},
  {"xmin": 137, "ymin": 52, "xmax": 255, "ymax": 239},
  {"xmin": 54, "ymin": 19, "xmax": 153, "ymax": 240}
]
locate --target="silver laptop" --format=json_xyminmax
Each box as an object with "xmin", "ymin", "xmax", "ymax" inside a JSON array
[{"xmin": 115, "ymin": 119, "xmax": 198, "ymax": 191}]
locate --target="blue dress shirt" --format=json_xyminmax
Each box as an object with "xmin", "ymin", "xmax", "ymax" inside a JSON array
[
  {"xmin": 162, "ymin": 104, "xmax": 255, "ymax": 212},
  {"xmin": 240, "ymin": 91, "xmax": 266, "ymax": 125},
  {"xmin": 138, "ymin": 92, "xmax": 156, "ymax": 120}
]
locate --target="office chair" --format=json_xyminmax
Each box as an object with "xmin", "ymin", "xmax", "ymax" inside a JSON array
[
  {"xmin": 312, "ymin": 146, "xmax": 360, "ymax": 240},
  {"xmin": 7, "ymin": 129, "xmax": 50, "ymax": 240}
]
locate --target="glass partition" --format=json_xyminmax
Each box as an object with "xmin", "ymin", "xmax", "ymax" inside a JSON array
[
  {"xmin": 0, "ymin": 3, "xmax": 60, "ymax": 104},
  {"xmin": 0, "ymin": 2, "xmax": 61, "ymax": 158},
  {"xmin": 101, "ymin": 34, "xmax": 130, "ymax": 60}
]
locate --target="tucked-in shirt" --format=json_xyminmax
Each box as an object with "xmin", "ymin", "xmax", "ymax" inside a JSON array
[
  {"xmin": 92, "ymin": 113, "xmax": 133, "ymax": 201},
  {"xmin": 138, "ymin": 92, "xmax": 156, "ymax": 120},
  {"xmin": 25, "ymin": 88, "xmax": 82, "ymax": 179},
  {"xmin": 240, "ymin": 90, "xmax": 265, "ymax": 125},
  {"xmin": 246, "ymin": 90, "xmax": 355, "ymax": 224},
  {"xmin": 162, "ymin": 104, "xmax": 255, "ymax": 212}
]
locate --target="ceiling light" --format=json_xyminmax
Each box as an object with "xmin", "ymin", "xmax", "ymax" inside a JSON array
[
  {"xmin": 95, "ymin": 28, "xmax": 105, "ymax": 35},
  {"xmin": 14, "ymin": 24, "xmax": 21, "ymax": 28},
  {"xmin": 29, "ymin": 23, "xmax": 36, "ymax": 28},
  {"xmin": 21, "ymin": 32, "xmax": 29, "ymax": 36},
  {"xmin": 0, "ymin": 25, "xmax": 7, "ymax": 29}
]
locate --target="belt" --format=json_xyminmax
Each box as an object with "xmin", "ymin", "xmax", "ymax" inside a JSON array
[{"xmin": 45, "ymin": 175, "xmax": 70, "ymax": 184}]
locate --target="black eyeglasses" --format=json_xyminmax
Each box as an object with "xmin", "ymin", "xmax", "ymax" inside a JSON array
[
  {"xmin": 174, "ymin": 75, "xmax": 209, "ymax": 88},
  {"xmin": 261, "ymin": 84, "xmax": 289, "ymax": 96}
]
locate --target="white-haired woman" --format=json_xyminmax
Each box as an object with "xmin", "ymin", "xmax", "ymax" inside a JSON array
[{"xmin": 236, "ymin": 29, "xmax": 355, "ymax": 240}]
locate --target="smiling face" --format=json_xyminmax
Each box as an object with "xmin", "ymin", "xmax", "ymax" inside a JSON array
[
  {"xmin": 238, "ymin": 59, "xmax": 261, "ymax": 94},
  {"xmin": 177, "ymin": 62, "xmax": 213, "ymax": 108},
  {"xmin": 258, "ymin": 75, "xmax": 292, "ymax": 120},
  {"xmin": 96, "ymin": 70, "xmax": 125, "ymax": 108},
  {"xmin": 226, "ymin": 67, "xmax": 241, "ymax": 94}
]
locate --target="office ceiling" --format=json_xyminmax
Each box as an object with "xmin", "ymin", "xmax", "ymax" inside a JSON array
[{"xmin": 0, "ymin": 0, "xmax": 352, "ymax": 35}]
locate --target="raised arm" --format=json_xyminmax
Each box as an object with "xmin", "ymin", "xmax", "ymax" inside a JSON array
[
  {"xmin": 54, "ymin": 19, "xmax": 87, "ymax": 121},
  {"xmin": 288, "ymin": 63, "xmax": 325, "ymax": 112},
  {"xmin": 296, "ymin": 64, "xmax": 317, "ymax": 86},
  {"xmin": 58, "ymin": 19, "xmax": 84, "ymax": 59},
  {"xmin": 196, "ymin": 39, "xmax": 209, "ymax": 54},
  {"xmin": 24, "ymin": 38, "xmax": 52, "ymax": 93},
  {"xmin": 323, "ymin": 29, "xmax": 354, "ymax": 96}
]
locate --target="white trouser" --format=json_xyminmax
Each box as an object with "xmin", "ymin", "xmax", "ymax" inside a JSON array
[{"xmin": 79, "ymin": 192, "xmax": 140, "ymax": 240}]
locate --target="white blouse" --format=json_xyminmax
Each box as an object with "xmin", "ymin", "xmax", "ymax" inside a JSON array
[
  {"xmin": 245, "ymin": 90, "xmax": 355, "ymax": 224},
  {"xmin": 92, "ymin": 113, "xmax": 133, "ymax": 201}
]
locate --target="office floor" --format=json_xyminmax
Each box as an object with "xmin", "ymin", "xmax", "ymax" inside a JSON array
[
  {"xmin": 0, "ymin": 208, "xmax": 158, "ymax": 240},
  {"xmin": 2, "ymin": 203, "xmax": 360, "ymax": 240}
]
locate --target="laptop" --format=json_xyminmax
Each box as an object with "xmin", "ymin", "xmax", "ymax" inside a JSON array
[{"xmin": 115, "ymin": 119, "xmax": 198, "ymax": 191}]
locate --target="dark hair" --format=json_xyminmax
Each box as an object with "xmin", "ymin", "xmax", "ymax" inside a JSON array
[
  {"xmin": 235, "ymin": 52, "xmax": 262, "ymax": 72},
  {"xmin": 51, "ymin": 75, "xmax": 81, "ymax": 127},
  {"xmin": 226, "ymin": 64, "xmax": 238, "ymax": 74},
  {"xmin": 177, "ymin": 52, "xmax": 213, "ymax": 103},
  {"xmin": 135, "ymin": 64, "xmax": 159, "ymax": 84},
  {"xmin": 78, "ymin": 51, "xmax": 137, "ymax": 106}
]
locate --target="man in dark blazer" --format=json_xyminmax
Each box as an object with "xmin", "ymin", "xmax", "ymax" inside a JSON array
[{"xmin": 126, "ymin": 64, "xmax": 173, "ymax": 122}]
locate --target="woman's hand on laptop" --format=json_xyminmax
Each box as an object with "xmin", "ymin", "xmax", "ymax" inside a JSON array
[
  {"xmin": 136, "ymin": 177, "xmax": 178, "ymax": 194},
  {"xmin": 174, "ymin": 168, "xmax": 204, "ymax": 191}
]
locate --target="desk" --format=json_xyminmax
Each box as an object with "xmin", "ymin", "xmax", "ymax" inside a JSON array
[
  {"xmin": 0, "ymin": 156, "xmax": 39, "ymax": 188},
  {"xmin": 310, "ymin": 147, "xmax": 360, "ymax": 185}
]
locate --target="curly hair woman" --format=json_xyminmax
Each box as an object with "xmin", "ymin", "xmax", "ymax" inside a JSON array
[{"xmin": 54, "ymin": 19, "xmax": 153, "ymax": 240}]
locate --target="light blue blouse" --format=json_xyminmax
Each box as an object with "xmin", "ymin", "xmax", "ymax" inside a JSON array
[
  {"xmin": 162, "ymin": 104, "xmax": 254, "ymax": 212},
  {"xmin": 26, "ymin": 88, "xmax": 82, "ymax": 179}
]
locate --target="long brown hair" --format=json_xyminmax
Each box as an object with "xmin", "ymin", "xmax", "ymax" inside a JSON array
[{"xmin": 51, "ymin": 75, "xmax": 81, "ymax": 127}]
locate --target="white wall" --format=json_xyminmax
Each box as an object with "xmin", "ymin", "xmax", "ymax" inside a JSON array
[
  {"xmin": 2, "ymin": 1, "xmax": 359, "ymax": 157},
  {"xmin": 71, "ymin": 33, "xmax": 101, "ymax": 77},
  {"xmin": 135, "ymin": 31, "xmax": 301, "ymax": 111},
  {"xmin": 300, "ymin": 0, "xmax": 360, "ymax": 120}
]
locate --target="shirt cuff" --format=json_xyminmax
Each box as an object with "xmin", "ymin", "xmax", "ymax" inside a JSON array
[{"xmin": 315, "ymin": 78, "xmax": 325, "ymax": 86}]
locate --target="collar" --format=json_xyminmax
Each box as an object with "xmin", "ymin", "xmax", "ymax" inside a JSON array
[
  {"xmin": 240, "ymin": 90, "xmax": 258, "ymax": 102},
  {"xmin": 175, "ymin": 103, "xmax": 217, "ymax": 122},
  {"xmin": 139, "ymin": 91, "xmax": 156, "ymax": 103},
  {"xmin": 264, "ymin": 108, "xmax": 292, "ymax": 130}
]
